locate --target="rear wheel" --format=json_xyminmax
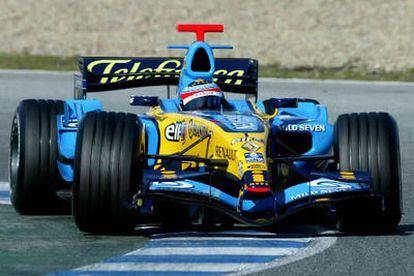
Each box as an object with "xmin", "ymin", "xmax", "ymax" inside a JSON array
[
  {"xmin": 9, "ymin": 99, "xmax": 67, "ymax": 214},
  {"xmin": 72, "ymin": 112, "xmax": 142, "ymax": 233},
  {"xmin": 334, "ymin": 112, "xmax": 402, "ymax": 233}
]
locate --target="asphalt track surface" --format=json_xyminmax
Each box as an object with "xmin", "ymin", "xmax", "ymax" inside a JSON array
[{"xmin": 0, "ymin": 71, "xmax": 413, "ymax": 275}]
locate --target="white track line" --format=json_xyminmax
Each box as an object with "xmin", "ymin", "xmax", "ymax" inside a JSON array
[
  {"xmin": 234, "ymin": 235, "xmax": 336, "ymax": 275},
  {"xmin": 125, "ymin": 246, "xmax": 302, "ymax": 256},
  {"xmin": 0, "ymin": 182, "xmax": 10, "ymax": 205},
  {"xmin": 71, "ymin": 231, "xmax": 336, "ymax": 275},
  {"xmin": 75, "ymin": 262, "xmax": 261, "ymax": 272},
  {"xmin": 0, "ymin": 182, "xmax": 9, "ymax": 188}
]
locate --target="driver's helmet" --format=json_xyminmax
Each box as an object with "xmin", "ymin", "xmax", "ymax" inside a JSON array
[{"xmin": 180, "ymin": 80, "xmax": 223, "ymax": 111}]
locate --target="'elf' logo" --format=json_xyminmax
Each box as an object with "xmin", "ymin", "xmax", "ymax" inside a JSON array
[{"xmin": 165, "ymin": 121, "xmax": 186, "ymax": 142}]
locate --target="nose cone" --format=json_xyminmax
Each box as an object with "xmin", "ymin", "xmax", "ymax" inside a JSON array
[
  {"xmin": 239, "ymin": 190, "xmax": 277, "ymax": 223},
  {"xmin": 237, "ymin": 170, "xmax": 276, "ymax": 223}
]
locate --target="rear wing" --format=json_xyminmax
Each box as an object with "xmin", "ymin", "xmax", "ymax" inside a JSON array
[{"xmin": 74, "ymin": 57, "xmax": 258, "ymax": 99}]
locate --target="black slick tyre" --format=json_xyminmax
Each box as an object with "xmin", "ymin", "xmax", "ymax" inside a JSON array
[
  {"xmin": 334, "ymin": 112, "xmax": 402, "ymax": 233},
  {"xmin": 72, "ymin": 112, "xmax": 142, "ymax": 233},
  {"xmin": 9, "ymin": 99, "xmax": 66, "ymax": 214}
]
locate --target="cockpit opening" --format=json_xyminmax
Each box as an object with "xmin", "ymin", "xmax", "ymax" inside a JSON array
[{"xmin": 191, "ymin": 47, "xmax": 211, "ymax": 72}]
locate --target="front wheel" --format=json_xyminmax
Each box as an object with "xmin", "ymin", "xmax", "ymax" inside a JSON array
[
  {"xmin": 334, "ymin": 112, "xmax": 402, "ymax": 233},
  {"xmin": 72, "ymin": 112, "xmax": 142, "ymax": 233}
]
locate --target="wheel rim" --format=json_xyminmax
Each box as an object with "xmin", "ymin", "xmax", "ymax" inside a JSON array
[{"xmin": 9, "ymin": 115, "xmax": 20, "ymax": 191}]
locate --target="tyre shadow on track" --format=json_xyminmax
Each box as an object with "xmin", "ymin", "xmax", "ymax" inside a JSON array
[
  {"xmin": 395, "ymin": 224, "xmax": 414, "ymax": 235},
  {"xmin": 129, "ymin": 223, "xmax": 331, "ymax": 239},
  {"xmin": 127, "ymin": 218, "xmax": 414, "ymax": 239}
]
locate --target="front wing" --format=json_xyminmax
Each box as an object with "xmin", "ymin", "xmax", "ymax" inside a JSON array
[{"xmin": 141, "ymin": 170, "xmax": 374, "ymax": 226}]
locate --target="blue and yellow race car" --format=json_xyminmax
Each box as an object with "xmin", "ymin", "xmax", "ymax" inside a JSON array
[{"xmin": 10, "ymin": 24, "xmax": 402, "ymax": 233}]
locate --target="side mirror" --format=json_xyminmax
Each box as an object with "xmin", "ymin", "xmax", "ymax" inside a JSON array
[{"xmin": 130, "ymin": 95, "xmax": 159, "ymax": 106}]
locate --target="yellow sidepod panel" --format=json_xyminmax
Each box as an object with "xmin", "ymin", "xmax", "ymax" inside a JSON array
[{"xmin": 151, "ymin": 112, "xmax": 269, "ymax": 181}]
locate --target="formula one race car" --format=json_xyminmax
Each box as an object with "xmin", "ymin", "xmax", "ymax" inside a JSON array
[{"xmin": 9, "ymin": 24, "xmax": 402, "ymax": 233}]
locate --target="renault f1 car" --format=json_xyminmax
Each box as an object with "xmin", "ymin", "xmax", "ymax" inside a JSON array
[{"xmin": 9, "ymin": 24, "xmax": 402, "ymax": 233}]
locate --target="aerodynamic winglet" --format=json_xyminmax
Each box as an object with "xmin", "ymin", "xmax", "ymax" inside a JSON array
[{"xmin": 177, "ymin": 24, "xmax": 224, "ymax": 41}]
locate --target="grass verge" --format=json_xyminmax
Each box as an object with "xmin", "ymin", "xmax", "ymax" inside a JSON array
[
  {"xmin": 1, "ymin": 53, "xmax": 414, "ymax": 81},
  {"xmin": 0, "ymin": 53, "xmax": 77, "ymax": 71},
  {"xmin": 260, "ymin": 64, "xmax": 414, "ymax": 82}
]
